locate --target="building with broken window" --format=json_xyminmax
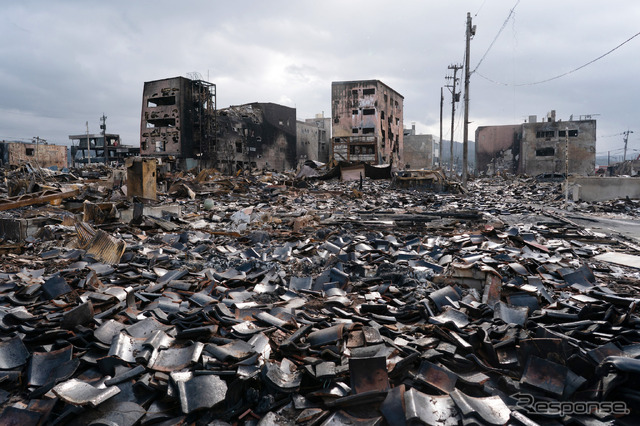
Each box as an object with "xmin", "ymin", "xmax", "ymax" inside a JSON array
[
  {"xmin": 139, "ymin": 76, "xmax": 216, "ymax": 166},
  {"xmin": 68, "ymin": 133, "xmax": 139, "ymax": 165},
  {"xmin": 215, "ymin": 103, "xmax": 297, "ymax": 172},
  {"xmin": 331, "ymin": 80, "xmax": 404, "ymax": 166},
  {"xmin": 402, "ymin": 124, "xmax": 438, "ymax": 169},
  {"xmin": 475, "ymin": 111, "xmax": 596, "ymax": 176},
  {"xmin": 0, "ymin": 140, "xmax": 68, "ymax": 170}
]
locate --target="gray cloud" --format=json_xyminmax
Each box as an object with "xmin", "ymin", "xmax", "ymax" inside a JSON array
[{"xmin": 0, "ymin": 0, "xmax": 638, "ymax": 155}]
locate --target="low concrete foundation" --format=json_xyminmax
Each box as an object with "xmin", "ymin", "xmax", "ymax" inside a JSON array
[{"xmin": 570, "ymin": 176, "xmax": 640, "ymax": 202}]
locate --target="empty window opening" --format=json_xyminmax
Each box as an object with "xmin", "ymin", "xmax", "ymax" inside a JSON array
[
  {"xmin": 363, "ymin": 109, "xmax": 375, "ymax": 115},
  {"xmin": 559, "ymin": 129, "xmax": 579, "ymax": 137},
  {"xmin": 147, "ymin": 118, "xmax": 176, "ymax": 128},
  {"xmin": 352, "ymin": 89, "xmax": 358, "ymax": 95},
  {"xmin": 349, "ymin": 145, "xmax": 375, "ymax": 155},
  {"xmin": 147, "ymin": 96, "xmax": 176, "ymax": 107},
  {"xmin": 363, "ymin": 88, "xmax": 375, "ymax": 95},
  {"xmin": 154, "ymin": 140, "xmax": 165, "ymax": 152},
  {"xmin": 536, "ymin": 130, "xmax": 555, "ymax": 138},
  {"xmin": 25, "ymin": 148, "xmax": 34, "ymax": 156},
  {"xmin": 334, "ymin": 117, "xmax": 339, "ymax": 123},
  {"xmin": 352, "ymin": 109, "xmax": 358, "ymax": 115},
  {"xmin": 236, "ymin": 142, "xmax": 243, "ymax": 153},
  {"xmin": 352, "ymin": 128, "xmax": 359, "ymax": 134},
  {"xmin": 362, "ymin": 127, "xmax": 375, "ymax": 134},
  {"xmin": 536, "ymin": 147, "xmax": 555, "ymax": 156},
  {"xmin": 381, "ymin": 111, "xmax": 385, "ymax": 119}
]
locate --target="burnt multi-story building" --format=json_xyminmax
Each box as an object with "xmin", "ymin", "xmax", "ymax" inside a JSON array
[
  {"xmin": 140, "ymin": 77, "xmax": 216, "ymax": 164},
  {"xmin": 331, "ymin": 80, "xmax": 404, "ymax": 166},
  {"xmin": 215, "ymin": 103, "xmax": 297, "ymax": 172},
  {"xmin": 403, "ymin": 124, "xmax": 438, "ymax": 169},
  {"xmin": 476, "ymin": 110, "xmax": 596, "ymax": 176},
  {"xmin": 297, "ymin": 114, "xmax": 331, "ymax": 164},
  {"xmin": 69, "ymin": 133, "xmax": 139, "ymax": 165}
]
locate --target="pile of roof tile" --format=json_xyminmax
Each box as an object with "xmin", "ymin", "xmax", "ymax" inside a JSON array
[{"xmin": 0, "ymin": 169, "xmax": 639, "ymax": 425}]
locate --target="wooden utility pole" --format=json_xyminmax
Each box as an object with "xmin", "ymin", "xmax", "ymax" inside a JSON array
[
  {"xmin": 100, "ymin": 113, "xmax": 108, "ymax": 164},
  {"xmin": 462, "ymin": 12, "xmax": 475, "ymax": 188},
  {"xmin": 564, "ymin": 127, "xmax": 569, "ymax": 209},
  {"xmin": 439, "ymin": 87, "xmax": 443, "ymax": 169},
  {"xmin": 446, "ymin": 64, "xmax": 462, "ymax": 176},
  {"xmin": 623, "ymin": 129, "xmax": 634, "ymax": 162},
  {"xmin": 86, "ymin": 121, "xmax": 91, "ymax": 165}
]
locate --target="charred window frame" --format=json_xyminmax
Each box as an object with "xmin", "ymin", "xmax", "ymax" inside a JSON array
[
  {"xmin": 536, "ymin": 130, "xmax": 555, "ymax": 139},
  {"xmin": 147, "ymin": 96, "xmax": 176, "ymax": 107},
  {"xmin": 352, "ymin": 128, "xmax": 359, "ymax": 134},
  {"xmin": 363, "ymin": 109, "xmax": 375, "ymax": 116},
  {"xmin": 558, "ymin": 129, "xmax": 579, "ymax": 137},
  {"xmin": 362, "ymin": 127, "xmax": 375, "ymax": 134},
  {"xmin": 536, "ymin": 147, "xmax": 555, "ymax": 157},
  {"xmin": 147, "ymin": 118, "xmax": 176, "ymax": 128},
  {"xmin": 363, "ymin": 88, "xmax": 375, "ymax": 95}
]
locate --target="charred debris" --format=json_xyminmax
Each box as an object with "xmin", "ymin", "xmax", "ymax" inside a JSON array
[{"xmin": 1, "ymin": 161, "xmax": 640, "ymax": 425}]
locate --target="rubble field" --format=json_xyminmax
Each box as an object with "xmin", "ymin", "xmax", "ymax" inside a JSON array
[{"xmin": 1, "ymin": 165, "xmax": 640, "ymax": 425}]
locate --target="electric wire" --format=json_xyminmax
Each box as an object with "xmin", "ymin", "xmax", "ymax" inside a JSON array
[
  {"xmin": 476, "ymin": 30, "xmax": 640, "ymax": 86},
  {"xmin": 472, "ymin": 0, "xmax": 520, "ymax": 74}
]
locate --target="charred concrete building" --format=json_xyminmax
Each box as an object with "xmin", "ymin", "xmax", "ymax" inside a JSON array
[
  {"xmin": 297, "ymin": 114, "xmax": 331, "ymax": 164},
  {"xmin": 0, "ymin": 140, "xmax": 68, "ymax": 170},
  {"xmin": 475, "ymin": 124, "xmax": 522, "ymax": 175},
  {"xmin": 69, "ymin": 133, "xmax": 139, "ymax": 165},
  {"xmin": 403, "ymin": 124, "xmax": 438, "ymax": 169},
  {"xmin": 140, "ymin": 77, "xmax": 216, "ymax": 165},
  {"xmin": 215, "ymin": 103, "xmax": 297, "ymax": 172},
  {"xmin": 331, "ymin": 80, "xmax": 404, "ymax": 166},
  {"xmin": 476, "ymin": 111, "xmax": 596, "ymax": 176}
]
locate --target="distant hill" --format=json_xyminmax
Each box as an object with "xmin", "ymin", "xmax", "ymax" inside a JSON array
[
  {"xmin": 596, "ymin": 154, "xmax": 634, "ymax": 166},
  {"xmin": 439, "ymin": 140, "xmax": 475, "ymax": 169}
]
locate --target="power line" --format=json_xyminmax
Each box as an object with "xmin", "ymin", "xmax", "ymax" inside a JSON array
[
  {"xmin": 474, "ymin": 0, "xmax": 488, "ymax": 17},
  {"xmin": 476, "ymin": 30, "xmax": 640, "ymax": 86},
  {"xmin": 472, "ymin": 0, "xmax": 520, "ymax": 74}
]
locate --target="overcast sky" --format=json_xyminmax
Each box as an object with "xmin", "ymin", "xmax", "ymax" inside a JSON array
[{"xmin": 1, "ymin": 1, "xmax": 639, "ymax": 160}]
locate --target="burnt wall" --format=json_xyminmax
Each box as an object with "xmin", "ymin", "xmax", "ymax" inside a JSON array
[
  {"xmin": 1, "ymin": 142, "xmax": 68, "ymax": 169},
  {"xmin": 215, "ymin": 103, "xmax": 296, "ymax": 172},
  {"xmin": 403, "ymin": 134, "xmax": 434, "ymax": 169},
  {"xmin": 520, "ymin": 120, "xmax": 596, "ymax": 176},
  {"xmin": 475, "ymin": 125, "xmax": 521, "ymax": 175},
  {"xmin": 140, "ymin": 77, "xmax": 193, "ymax": 158}
]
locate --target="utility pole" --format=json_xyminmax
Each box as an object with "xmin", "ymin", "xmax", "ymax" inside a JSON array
[
  {"xmin": 86, "ymin": 121, "xmax": 91, "ymax": 165},
  {"xmin": 33, "ymin": 136, "xmax": 41, "ymax": 168},
  {"xmin": 564, "ymin": 127, "xmax": 569, "ymax": 209},
  {"xmin": 462, "ymin": 12, "xmax": 475, "ymax": 188},
  {"xmin": 439, "ymin": 87, "xmax": 443, "ymax": 169},
  {"xmin": 100, "ymin": 113, "xmax": 107, "ymax": 164},
  {"xmin": 623, "ymin": 129, "xmax": 634, "ymax": 162},
  {"xmin": 446, "ymin": 64, "xmax": 462, "ymax": 176}
]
